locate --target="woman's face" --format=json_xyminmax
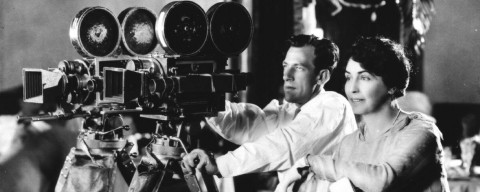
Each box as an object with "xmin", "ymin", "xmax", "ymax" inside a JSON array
[{"xmin": 344, "ymin": 58, "xmax": 391, "ymax": 115}]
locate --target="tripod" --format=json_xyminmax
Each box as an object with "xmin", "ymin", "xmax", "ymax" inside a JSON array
[
  {"xmin": 52, "ymin": 113, "xmax": 137, "ymax": 192},
  {"xmin": 128, "ymin": 118, "xmax": 219, "ymax": 192},
  {"xmin": 20, "ymin": 107, "xmax": 220, "ymax": 192}
]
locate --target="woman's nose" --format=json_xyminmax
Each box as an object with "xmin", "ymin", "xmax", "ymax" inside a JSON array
[{"xmin": 345, "ymin": 79, "xmax": 359, "ymax": 93}]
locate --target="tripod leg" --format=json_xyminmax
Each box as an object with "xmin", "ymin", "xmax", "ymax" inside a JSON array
[
  {"xmin": 139, "ymin": 158, "xmax": 203, "ymax": 192},
  {"xmin": 128, "ymin": 155, "xmax": 189, "ymax": 192},
  {"xmin": 201, "ymin": 172, "xmax": 219, "ymax": 192},
  {"xmin": 174, "ymin": 160, "xmax": 203, "ymax": 192},
  {"xmin": 152, "ymin": 159, "xmax": 196, "ymax": 192},
  {"xmin": 128, "ymin": 155, "xmax": 161, "ymax": 192},
  {"xmin": 151, "ymin": 159, "xmax": 174, "ymax": 192},
  {"xmin": 54, "ymin": 148, "xmax": 116, "ymax": 192},
  {"xmin": 141, "ymin": 158, "xmax": 219, "ymax": 192},
  {"xmin": 55, "ymin": 148, "xmax": 76, "ymax": 192},
  {"xmin": 116, "ymin": 150, "xmax": 136, "ymax": 185}
]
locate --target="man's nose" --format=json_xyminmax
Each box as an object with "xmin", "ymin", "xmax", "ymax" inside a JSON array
[{"xmin": 283, "ymin": 66, "xmax": 294, "ymax": 81}]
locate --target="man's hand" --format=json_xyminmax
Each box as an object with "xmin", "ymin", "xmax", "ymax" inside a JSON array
[
  {"xmin": 274, "ymin": 156, "xmax": 310, "ymax": 192},
  {"xmin": 181, "ymin": 149, "xmax": 219, "ymax": 176}
]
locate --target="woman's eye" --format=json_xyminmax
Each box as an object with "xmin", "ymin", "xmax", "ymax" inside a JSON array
[
  {"xmin": 360, "ymin": 76, "xmax": 370, "ymax": 80},
  {"xmin": 345, "ymin": 76, "xmax": 351, "ymax": 81}
]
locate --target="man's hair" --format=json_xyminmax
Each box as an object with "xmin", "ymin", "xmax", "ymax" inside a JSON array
[
  {"xmin": 282, "ymin": 34, "xmax": 340, "ymax": 74},
  {"xmin": 350, "ymin": 36, "xmax": 411, "ymax": 98}
]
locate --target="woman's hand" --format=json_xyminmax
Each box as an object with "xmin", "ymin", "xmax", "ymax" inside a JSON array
[{"xmin": 274, "ymin": 156, "xmax": 310, "ymax": 192}]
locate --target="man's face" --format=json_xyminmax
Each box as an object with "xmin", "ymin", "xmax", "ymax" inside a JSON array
[{"xmin": 282, "ymin": 46, "xmax": 318, "ymax": 105}]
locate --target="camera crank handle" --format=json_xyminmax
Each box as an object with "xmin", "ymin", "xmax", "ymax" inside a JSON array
[{"xmin": 89, "ymin": 125, "xmax": 130, "ymax": 135}]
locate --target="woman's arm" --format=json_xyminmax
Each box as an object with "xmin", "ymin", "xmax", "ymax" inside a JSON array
[{"xmin": 309, "ymin": 125, "xmax": 441, "ymax": 191}]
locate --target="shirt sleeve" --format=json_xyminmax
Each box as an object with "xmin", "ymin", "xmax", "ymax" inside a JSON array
[
  {"xmin": 308, "ymin": 123, "xmax": 442, "ymax": 192},
  {"xmin": 216, "ymin": 100, "xmax": 357, "ymax": 177},
  {"xmin": 204, "ymin": 100, "xmax": 279, "ymax": 145}
]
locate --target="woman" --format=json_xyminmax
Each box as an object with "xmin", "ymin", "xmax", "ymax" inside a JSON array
[{"xmin": 276, "ymin": 37, "xmax": 449, "ymax": 192}]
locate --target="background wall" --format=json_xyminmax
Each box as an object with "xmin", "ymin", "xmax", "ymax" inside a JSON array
[
  {"xmin": 422, "ymin": 0, "xmax": 480, "ymax": 150},
  {"xmin": 0, "ymin": 0, "xmax": 221, "ymax": 91},
  {"xmin": 424, "ymin": 0, "xmax": 480, "ymax": 104}
]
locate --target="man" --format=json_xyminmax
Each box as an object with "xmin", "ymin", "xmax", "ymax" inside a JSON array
[{"xmin": 182, "ymin": 34, "xmax": 357, "ymax": 186}]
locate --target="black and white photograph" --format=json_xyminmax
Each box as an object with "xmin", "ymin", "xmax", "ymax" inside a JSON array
[{"xmin": 0, "ymin": 0, "xmax": 479, "ymax": 191}]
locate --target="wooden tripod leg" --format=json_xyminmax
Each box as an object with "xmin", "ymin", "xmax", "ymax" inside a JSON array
[
  {"xmin": 128, "ymin": 155, "xmax": 161, "ymax": 192},
  {"xmin": 129, "ymin": 156, "xmax": 220, "ymax": 192},
  {"xmin": 150, "ymin": 159, "xmax": 196, "ymax": 192},
  {"xmin": 175, "ymin": 160, "xmax": 204, "ymax": 192},
  {"xmin": 177, "ymin": 160, "xmax": 219, "ymax": 192},
  {"xmin": 128, "ymin": 157, "xmax": 181, "ymax": 192},
  {"xmin": 201, "ymin": 172, "xmax": 219, "ymax": 192},
  {"xmin": 116, "ymin": 150, "xmax": 136, "ymax": 185},
  {"xmin": 152, "ymin": 159, "xmax": 175, "ymax": 192}
]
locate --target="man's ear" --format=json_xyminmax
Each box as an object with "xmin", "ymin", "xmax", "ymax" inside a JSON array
[{"xmin": 317, "ymin": 69, "xmax": 331, "ymax": 85}]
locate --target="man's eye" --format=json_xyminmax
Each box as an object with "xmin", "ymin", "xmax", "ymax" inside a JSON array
[
  {"xmin": 345, "ymin": 76, "xmax": 351, "ymax": 81},
  {"xmin": 295, "ymin": 66, "xmax": 304, "ymax": 70}
]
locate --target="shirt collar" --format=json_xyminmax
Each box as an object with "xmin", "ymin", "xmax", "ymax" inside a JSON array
[
  {"xmin": 357, "ymin": 112, "xmax": 409, "ymax": 141},
  {"xmin": 297, "ymin": 87, "xmax": 325, "ymax": 110}
]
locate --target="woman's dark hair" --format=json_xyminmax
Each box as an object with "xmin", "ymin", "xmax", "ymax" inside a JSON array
[
  {"xmin": 350, "ymin": 36, "xmax": 411, "ymax": 98},
  {"xmin": 281, "ymin": 34, "xmax": 340, "ymax": 75}
]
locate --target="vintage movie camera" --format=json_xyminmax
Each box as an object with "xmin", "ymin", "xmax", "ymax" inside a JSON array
[
  {"xmin": 20, "ymin": 1, "xmax": 253, "ymax": 192},
  {"xmin": 22, "ymin": 3, "xmax": 252, "ymax": 118}
]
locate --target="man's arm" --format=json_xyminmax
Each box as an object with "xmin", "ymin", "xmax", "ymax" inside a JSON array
[
  {"xmin": 205, "ymin": 100, "xmax": 281, "ymax": 145},
  {"xmin": 215, "ymin": 101, "xmax": 356, "ymax": 177}
]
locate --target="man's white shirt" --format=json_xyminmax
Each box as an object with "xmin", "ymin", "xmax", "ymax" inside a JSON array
[{"xmin": 205, "ymin": 88, "xmax": 358, "ymax": 182}]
